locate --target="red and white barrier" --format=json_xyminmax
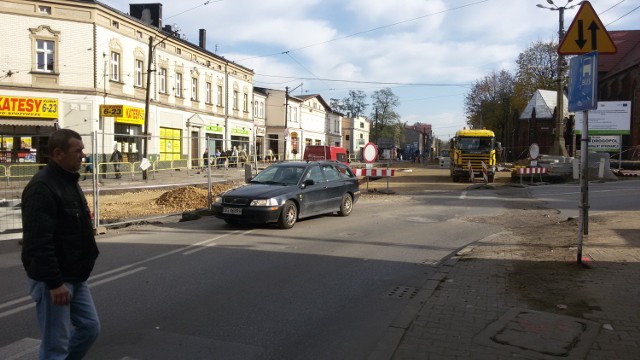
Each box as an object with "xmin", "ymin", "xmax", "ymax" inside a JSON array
[
  {"xmin": 516, "ymin": 167, "xmax": 548, "ymax": 174},
  {"xmin": 352, "ymin": 168, "xmax": 395, "ymax": 177}
]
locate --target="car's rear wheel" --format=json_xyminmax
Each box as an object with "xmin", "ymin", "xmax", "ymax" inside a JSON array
[
  {"xmin": 338, "ymin": 193, "xmax": 353, "ymax": 216},
  {"xmin": 278, "ymin": 200, "xmax": 297, "ymax": 229}
]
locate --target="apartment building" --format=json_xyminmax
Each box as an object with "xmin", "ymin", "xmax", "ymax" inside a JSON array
[
  {"xmin": 0, "ymin": 0, "xmax": 254, "ymax": 166},
  {"xmin": 342, "ymin": 116, "xmax": 370, "ymax": 157}
]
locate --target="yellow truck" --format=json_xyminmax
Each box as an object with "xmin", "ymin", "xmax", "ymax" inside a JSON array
[{"xmin": 450, "ymin": 128, "xmax": 500, "ymax": 182}]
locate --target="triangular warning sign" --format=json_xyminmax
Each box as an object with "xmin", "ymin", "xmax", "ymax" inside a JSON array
[{"xmin": 558, "ymin": 1, "xmax": 617, "ymax": 55}]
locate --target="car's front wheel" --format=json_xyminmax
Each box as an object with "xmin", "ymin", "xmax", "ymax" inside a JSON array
[
  {"xmin": 338, "ymin": 193, "xmax": 353, "ymax": 216},
  {"xmin": 278, "ymin": 200, "xmax": 298, "ymax": 229}
]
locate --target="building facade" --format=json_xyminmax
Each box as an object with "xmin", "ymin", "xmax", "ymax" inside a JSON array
[{"xmin": 0, "ymin": 0, "xmax": 254, "ymax": 167}]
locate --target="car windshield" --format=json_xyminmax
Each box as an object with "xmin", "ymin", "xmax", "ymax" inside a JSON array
[{"xmin": 252, "ymin": 165, "xmax": 305, "ymax": 185}]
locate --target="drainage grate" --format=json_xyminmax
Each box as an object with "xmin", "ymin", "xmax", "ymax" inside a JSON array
[{"xmin": 385, "ymin": 285, "xmax": 420, "ymax": 300}]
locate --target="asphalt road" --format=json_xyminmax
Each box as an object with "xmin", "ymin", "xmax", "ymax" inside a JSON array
[{"xmin": 0, "ymin": 187, "xmax": 508, "ymax": 359}]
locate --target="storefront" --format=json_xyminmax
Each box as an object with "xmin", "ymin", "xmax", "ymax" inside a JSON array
[
  {"xmin": 255, "ymin": 127, "xmax": 265, "ymax": 160},
  {"xmin": 159, "ymin": 127, "xmax": 182, "ymax": 161},
  {"xmin": 101, "ymin": 104, "xmax": 144, "ymax": 163},
  {"xmin": 230, "ymin": 127, "xmax": 250, "ymax": 152},
  {"xmin": 0, "ymin": 95, "xmax": 59, "ymax": 163},
  {"xmin": 205, "ymin": 125, "xmax": 224, "ymax": 153}
]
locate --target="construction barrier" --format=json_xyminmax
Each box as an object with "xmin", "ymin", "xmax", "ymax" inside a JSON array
[
  {"xmin": 352, "ymin": 168, "xmax": 395, "ymax": 177},
  {"xmin": 516, "ymin": 167, "xmax": 548, "ymax": 185}
]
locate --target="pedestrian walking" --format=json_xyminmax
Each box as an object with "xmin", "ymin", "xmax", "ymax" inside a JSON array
[
  {"xmin": 203, "ymin": 148, "xmax": 209, "ymax": 167},
  {"xmin": 110, "ymin": 145, "xmax": 122, "ymax": 179},
  {"xmin": 21, "ymin": 128, "xmax": 101, "ymax": 360},
  {"xmin": 83, "ymin": 153, "xmax": 93, "ymax": 181}
]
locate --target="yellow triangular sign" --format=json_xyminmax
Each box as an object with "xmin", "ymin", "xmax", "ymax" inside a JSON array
[{"xmin": 558, "ymin": 1, "xmax": 617, "ymax": 55}]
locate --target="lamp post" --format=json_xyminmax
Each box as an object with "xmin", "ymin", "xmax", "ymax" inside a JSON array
[
  {"xmin": 536, "ymin": 0, "xmax": 581, "ymax": 157},
  {"xmin": 143, "ymin": 27, "xmax": 178, "ymax": 179}
]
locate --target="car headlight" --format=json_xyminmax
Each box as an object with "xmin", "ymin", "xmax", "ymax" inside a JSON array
[
  {"xmin": 250, "ymin": 198, "xmax": 279, "ymax": 207},
  {"xmin": 214, "ymin": 195, "xmax": 223, "ymax": 204}
]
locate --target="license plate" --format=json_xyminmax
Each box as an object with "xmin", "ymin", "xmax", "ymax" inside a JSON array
[{"xmin": 222, "ymin": 207, "xmax": 242, "ymax": 215}]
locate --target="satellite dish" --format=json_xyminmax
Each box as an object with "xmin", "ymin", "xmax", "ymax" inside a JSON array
[{"xmin": 529, "ymin": 143, "xmax": 540, "ymax": 159}]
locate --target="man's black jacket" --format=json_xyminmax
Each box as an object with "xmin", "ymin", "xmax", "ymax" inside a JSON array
[{"xmin": 21, "ymin": 162, "xmax": 99, "ymax": 289}]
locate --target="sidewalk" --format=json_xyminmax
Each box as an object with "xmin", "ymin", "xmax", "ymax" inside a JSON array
[{"xmin": 370, "ymin": 173, "xmax": 640, "ymax": 359}]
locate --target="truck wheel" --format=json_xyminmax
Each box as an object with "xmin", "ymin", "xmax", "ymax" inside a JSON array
[{"xmin": 278, "ymin": 200, "xmax": 297, "ymax": 229}]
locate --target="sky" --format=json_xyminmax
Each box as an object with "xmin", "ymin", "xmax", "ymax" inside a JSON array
[{"xmin": 101, "ymin": 0, "xmax": 639, "ymax": 140}]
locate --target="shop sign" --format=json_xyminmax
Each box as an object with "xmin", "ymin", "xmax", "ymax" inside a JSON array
[
  {"xmin": 206, "ymin": 125, "xmax": 224, "ymax": 133},
  {"xmin": 255, "ymin": 127, "xmax": 266, "ymax": 136},
  {"xmin": 231, "ymin": 128, "xmax": 249, "ymax": 136},
  {"xmin": 114, "ymin": 105, "xmax": 145, "ymax": 125},
  {"xmin": 0, "ymin": 96, "xmax": 58, "ymax": 118}
]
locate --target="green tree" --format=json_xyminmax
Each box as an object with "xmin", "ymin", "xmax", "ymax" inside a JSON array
[
  {"xmin": 464, "ymin": 70, "xmax": 515, "ymax": 147},
  {"xmin": 370, "ymin": 88, "xmax": 401, "ymax": 143},
  {"xmin": 330, "ymin": 90, "xmax": 368, "ymax": 118},
  {"xmin": 513, "ymin": 39, "xmax": 558, "ymax": 111}
]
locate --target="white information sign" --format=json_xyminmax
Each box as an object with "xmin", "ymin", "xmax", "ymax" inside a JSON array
[
  {"xmin": 574, "ymin": 101, "xmax": 631, "ymax": 135},
  {"xmin": 588, "ymin": 135, "xmax": 620, "ymax": 152}
]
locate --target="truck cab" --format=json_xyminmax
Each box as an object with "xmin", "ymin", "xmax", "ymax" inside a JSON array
[
  {"xmin": 303, "ymin": 146, "xmax": 349, "ymax": 165},
  {"xmin": 450, "ymin": 129, "xmax": 499, "ymax": 182}
]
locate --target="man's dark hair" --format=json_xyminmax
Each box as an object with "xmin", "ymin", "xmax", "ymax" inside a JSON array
[{"xmin": 49, "ymin": 128, "xmax": 82, "ymax": 154}]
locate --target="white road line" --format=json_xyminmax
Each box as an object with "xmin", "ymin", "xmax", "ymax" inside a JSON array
[
  {"xmin": 0, "ymin": 229, "xmax": 249, "ymax": 318},
  {"xmin": 0, "ymin": 267, "xmax": 146, "ymax": 319},
  {"xmin": 183, "ymin": 229, "xmax": 254, "ymax": 255},
  {"xmin": 459, "ymin": 191, "xmax": 467, "ymax": 200}
]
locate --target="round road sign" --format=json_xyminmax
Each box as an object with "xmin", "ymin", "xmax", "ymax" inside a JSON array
[
  {"xmin": 363, "ymin": 142, "xmax": 377, "ymax": 163},
  {"xmin": 529, "ymin": 143, "xmax": 540, "ymax": 159}
]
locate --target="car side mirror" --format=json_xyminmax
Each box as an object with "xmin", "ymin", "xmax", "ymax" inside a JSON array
[{"xmin": 302, "ymin": 179, "xmax": 315, "ymax": 188}]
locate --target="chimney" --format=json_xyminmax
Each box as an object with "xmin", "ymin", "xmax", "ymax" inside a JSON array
[{"xmin": 199, "ymin": 29, "xmax": 206, "ymax": 49}]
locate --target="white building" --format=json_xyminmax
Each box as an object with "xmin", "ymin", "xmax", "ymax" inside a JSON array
[
  {"xmin": 342, "ymin": 116, "xmax": 370, "ymax": 158},
  {"xmin": 0, "ymin": 1, "xmax": 253, "ymax": 167}
]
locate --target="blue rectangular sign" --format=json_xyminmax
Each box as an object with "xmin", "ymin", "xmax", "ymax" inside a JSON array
[{"xmin": 568, "ymin": 52, "xmax": 598, "ymax": 112}]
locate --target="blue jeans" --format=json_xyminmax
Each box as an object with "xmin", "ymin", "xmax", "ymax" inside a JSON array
[{"xmin": 28, "ymin": 279, "xmax": 100, "ymax": 360}]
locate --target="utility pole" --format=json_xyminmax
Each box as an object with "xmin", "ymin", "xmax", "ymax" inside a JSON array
[
  {"xmin": 142, "ymin": 28, "xmax": 179, "ymax": 180},
  {"xmin": 537, "ymin": 0, "xmax": 580, "ymax": 157}
]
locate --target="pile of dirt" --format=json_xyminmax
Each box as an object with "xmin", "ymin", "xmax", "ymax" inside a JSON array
[
  {"xmin": 156, "ymin": 186, "xmax": 209, "ymax": 211},
  {"xmin": 91, "ymin": 182, "xmax": 242, "ymax": 222}
]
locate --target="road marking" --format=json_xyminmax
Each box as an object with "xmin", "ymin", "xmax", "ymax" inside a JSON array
[
  {"xmin": 459, "ymin": 191, "xmax": 467, "ymax": 199},
  {"xmin": 0, "ymin": 229, "xmax": 250, "ymax": 318},
  {"xmin": 183, "ymin": 229, "xmax": 254, "ymax": 255},
  {"xmin": 0, "ymin": 337, "xmax": 40, "ymax": 360},
  {"xmin": 0, "ymin": 267, "xmax": 146, "ymax": 319}
]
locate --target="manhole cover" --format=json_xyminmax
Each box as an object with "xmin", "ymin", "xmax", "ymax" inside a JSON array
[
  {"xmin": 384, "ymin": 285, "xmax": 419, "ymax": 300},
  {"xmin": 474, "ymin": 308, "xmax": 600, "ymax": 358}
]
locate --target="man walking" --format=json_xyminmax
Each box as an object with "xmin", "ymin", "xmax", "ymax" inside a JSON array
[
  {"xmin": 110, "ymin": 145, "xmax": 122, "ymax": 179},
  {"xmin": 21, "ymin": 128, "xmax": 100, "ymax": 359}
]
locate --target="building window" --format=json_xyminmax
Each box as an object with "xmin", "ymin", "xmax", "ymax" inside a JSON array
[
  {"xmin": 191, "ymin": 78, "xmax": 198, "ymax": 101},
  {"xmin": 259, "ymin": 103, "xmax": 264, "ymax": 118},
  {"xmin": 38, "ymin": 6, "xmax": 51, "ymax": 14},
  {"xmin": 36, "ymin": 39, "xmax": 55, "ymax": 72},
  {"xmin": 217, "ymin": 85, "xmax": 223, "ymax": 106},
  {"xmin": 360, "ymin": 122, "xmax": 364, "ymax": 128},
  {"xmin": 175, "ymin": 72, "xmax": 182, "ymax": 97},
  {"xmin": 253, "ymin": 99, "xmax": 258, "ymax": 115},
  {"xmin": 159, "ymin": 68, "xmax": 167, "ymax": 93},
  {"xmin": 135, "ymin": 59, "xmax": 144, "ymax": 87},
  {"xmin": 243, "ymin": 93, "xmax": 249, "ymax": 112},
  {"xmin": 233, "ymin": 90, "xmax": 239, "ymax": 110},
  {"xmin": 110, "ymin": 52, "xmax": 120, "ymax": 82},
  {"xmin": 176, "ymin": 48, "xmax": 181, "ymax": 55},
  {"xmin": 205, "ymin": 82, "xmax": 212, "ymax": 104},
  {"xmin": 346, "ymin": 135, "xmax": 350, "ymax": 140}
]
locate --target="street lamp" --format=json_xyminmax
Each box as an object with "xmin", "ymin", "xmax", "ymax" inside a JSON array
[
  {"xmin": 536, "ymin": 0, "xmax": 582, "ymax": 157},
  {"xmin": 142, "ymin": 26, "xmax": 179, "ymax": 179}
]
